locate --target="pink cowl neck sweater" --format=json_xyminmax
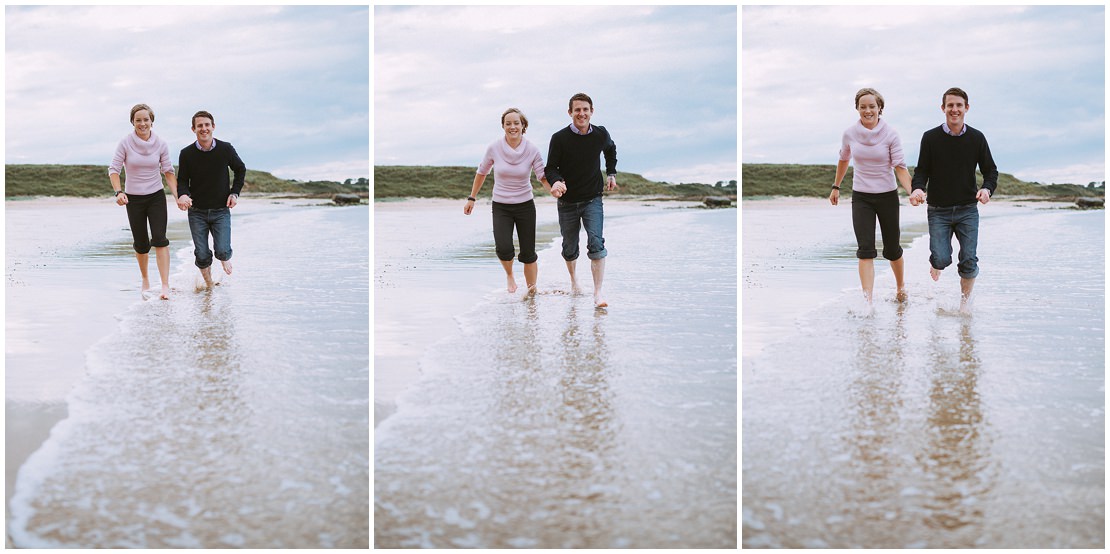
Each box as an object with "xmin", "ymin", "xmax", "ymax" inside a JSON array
[
  {"xmin": 477, "ymin": 137, "xmax": 546, "ymax": 204},
  {"xmin": 838, "ymin": 119, "xmax": 905, "ymax": 194},
  {"xmin": 108, "ymin": 131, "xmax": 174, "ymax": 195}
]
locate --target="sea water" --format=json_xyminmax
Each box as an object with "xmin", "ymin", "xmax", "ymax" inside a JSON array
[
  {"xmin": 374, "ymin": 200, "xmax": 737, "ymax": 548},
  {"xmin": 7, "ymin": 200, "xmax": 369, "ymax": 548},
  {"xmin": 742, "ymin": 200, "xmax": 1104, "ymax": 548}
]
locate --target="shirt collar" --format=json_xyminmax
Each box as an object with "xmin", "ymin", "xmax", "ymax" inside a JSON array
[
  {"xmin": 569, "ymin": 123, "xmax": 593, "ymax": 135},
  {"xmin": 195, "ymin": 138, "xmax": 218, "ymax": 152},
  {"xmin": 942, "ymin": 122, "xmax": 967, "ymax": 136}
]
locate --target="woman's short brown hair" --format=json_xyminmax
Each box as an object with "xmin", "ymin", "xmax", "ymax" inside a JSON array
[
  {"xmin": 501, "ymin": 108, "xmax": 528, "ymax": 133},
  {"xmin": 130, "ymin": 103, "xmax": 154, "ymax": 123},
  {"xmin": 854, "ymin": 88, "xmax": 884, "ymax": 115}
]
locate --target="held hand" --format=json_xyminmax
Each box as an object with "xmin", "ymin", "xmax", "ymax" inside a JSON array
[
  {"xmin": 829, "ymin": 188, "xmax": 839, "ymax": 206},
  {"xmin": 977, "ymin": 189, "xmax": 991, "ymax": 205},
  {"xmin": 177, "ymin": 195, "xmax": 191, "ymax": 211},
  {"xmin": 910, "ymin": 189, "xmax": 926, "ymax": 206}
]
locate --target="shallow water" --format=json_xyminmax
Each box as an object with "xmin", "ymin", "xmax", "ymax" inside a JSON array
[
  {"xmin": 375, "ymin": 202, "xmax": 736, "ymax": 548},
  {"xmin": 742, "ymin": 201, "xmax": 1104, "ymax": 548},
  {"xmin": 8, "ymin": 200, "xmax": 369, "ymax": 548}
]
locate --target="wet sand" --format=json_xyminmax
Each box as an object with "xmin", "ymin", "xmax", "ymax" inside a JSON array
[{"xmin": 742, "ymin": 196, "xmax": 1103, "ymax": 548}]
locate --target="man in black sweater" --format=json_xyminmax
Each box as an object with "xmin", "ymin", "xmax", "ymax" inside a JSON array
[
  {"xmin": 177, "ymin": 110, "xmax": 247, "ymax": 287},
  {"xmin": 909, "ymin": 87, "xmax": 998, "ymax": 312},
  {"xmin": 546, "ymin": 92, "xmax": 618, "ymax": 308}
]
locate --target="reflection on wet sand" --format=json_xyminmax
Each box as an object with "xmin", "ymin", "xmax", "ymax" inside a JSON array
[{"xmin": 920, "ymin": 320, "xmax": 991, "ymax": 544}]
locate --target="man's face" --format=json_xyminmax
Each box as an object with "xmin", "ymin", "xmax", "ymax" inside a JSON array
[
  {"xmin": 192, "ymin": 117, "xmax": 214, "ymax": 142},
  {"xmin": 942, "ymin": 94, "xmax": 967, "ymax": 129},
  {"xmin": 569, "ymin": 100, "xmax": 593, "ymax": 131}
]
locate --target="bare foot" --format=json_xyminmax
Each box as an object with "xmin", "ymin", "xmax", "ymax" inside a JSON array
[
  {"xmin": 506, "ymin": 275, "xmax": 518, "ymax": 293},
  {"xmin": 594, "ymin": 294, "xmax": 608, "ymax": 308},
  {"xmin": 221, "ymin": 259, "xmax": 233, "ymax": 275},
  {"xmin": 160, "ymin": 285, "xmax": 170, "ymax": 300},
  {"xmin": 141, "ymin": 278, "xmax": 151, "ymax": 297},
  {"xmin": 896, "ymin": 288, "xmax": 908, "ymax": 302},
  {"xmin": 521, "ymin": 284, "xmax": 536, "ymax": 300},
  {"xmin": 200, "ymin": 266, "xmax": 214, "ymax": 287},
  {"xmin": 930, "ymin": 267, "xmax": 942, "ymax": 281},
  {"xmin": 570, "ymin": 282, "xmax": 582, "ymax": 296}
]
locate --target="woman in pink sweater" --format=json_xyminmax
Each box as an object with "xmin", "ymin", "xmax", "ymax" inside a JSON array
[
  {"xmin": 464, "ymin": 108, "xmax": 553, "ymax": 297},
  {"xmin": 830, "ymin": 88, "xmax": 915, "ymax": 304},
  {"xmin": 109, "ymin": 103, "xmax": 180, "ymax": 300}
]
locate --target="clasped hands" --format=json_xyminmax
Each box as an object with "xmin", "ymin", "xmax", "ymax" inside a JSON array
[
  {"xmin": 176, "ymin": 195, "xmax": 193, "ymax": 211},
  {"xmin": 908, "ymin": 189, "xmax": 926, "ymax": 206},
  {"xmin": 550, "ymin": 181, "xmax": 567, "ymax": 198},
  {"xmin": 550, "ymin": 176, "xmax": 617, "ymax": 199}
]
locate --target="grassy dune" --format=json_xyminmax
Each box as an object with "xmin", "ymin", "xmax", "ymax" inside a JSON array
[
  {"xmin": 5, "ymin": 164, "xmax": 368, "ymax": 198},
  {"xmin": 741, "ymin": 163, "xmax": 1104, "ymax": 199},
  {"xmin": 372, "ymin": 165, "xmax": 736, "ymax": 199}
]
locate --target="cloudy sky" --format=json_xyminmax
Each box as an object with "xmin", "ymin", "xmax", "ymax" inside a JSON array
[
  {"xmin": 375, "ymin": 5, "xmax": 737, "ymax": 185},
  {"xmin": 5, "ymin": 5, "xmax": 369, "ymax": 182},
  {"xmin": 743, "ymin": 5, "xmax": 1105, "ymax": 186}
]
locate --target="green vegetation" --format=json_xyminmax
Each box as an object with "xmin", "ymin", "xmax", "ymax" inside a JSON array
[
  {"xmin": 4, "ymin": 164, "xmax": 368, "ymax": 198},
  {"xmin": 373, "ymin": 165, "xmax": 737, "ymax": 199},
  {"xmin": 741, "ymin": 163, "xmax": 1105, "ymax": 199}
]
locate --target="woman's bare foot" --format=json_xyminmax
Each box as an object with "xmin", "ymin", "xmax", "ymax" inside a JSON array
[
  {"xmin": 896, "ymin": 288, "xmax": 908, "ymax": 302},
  {"xmin": 521, "ymin": 283, "xmax": 536, "ymax": 300},
  {"xmin": 506, "ymin": 275, "xmax": 518, "ymax": 293},
  {"xmin": 160, "ymin": 285, "xmax": 171, "ymax": 300},
  {"xmin": 141, "ymin": 278, "xmax": 151, "ymax": 297},
  {"xmin": 594, "ymin": 293, "xmax": 608, "ymax": 309}
]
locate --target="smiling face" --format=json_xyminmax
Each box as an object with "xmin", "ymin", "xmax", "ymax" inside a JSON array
[
  {"xmin": 192, "ymin": 115, "xmax": 214, "ymax": 144},
  {"xmin": 943, "ymin": 94, "xmax": 968, "ymax": 131},
  {"xmin": 132, "ymin": 109, "xmax": 153, "ymax": 139},
  {"xmin": 569, "ymin": 100, "xmax": 593, "ymax": 133},
  {"xmin": 502, "ymin": 111, "xmax": 524, "ymax": 141},
  {"xmin": 856, "ymin": 94, "xmax": 880, "ymax": 129}
]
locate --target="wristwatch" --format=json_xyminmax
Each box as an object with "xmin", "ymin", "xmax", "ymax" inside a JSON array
[
  {"xmin": 114, "ymin": 190, "xmax": 125, "ymax": 197},
  {"xmin": 467, "ymin": 196, "xmax": 476, "ymax": 202}
]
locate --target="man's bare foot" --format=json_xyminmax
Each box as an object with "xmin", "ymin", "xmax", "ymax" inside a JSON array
[
  {"xmin": 200, "ymin": 266, "xmax": 214, "ymax": 287},
  {"xmin": 221, "ymin": 259, "xmax": 233, "ymax": 275},
  {"xmin": 160, "ymin": 285, "xmax": 171, "ymax": 300},
  {"xmin": 930, "ymin": 267, "xmax": 942, "ymax": 281}
]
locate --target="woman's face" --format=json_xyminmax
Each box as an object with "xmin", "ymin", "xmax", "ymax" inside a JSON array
[
  {"xmin": 502, "ymin": 112, "xmax": 523, "ymax": 140},
  {"xmin": 132, "ymin": 109, "xmax": 153, "ymax": 137},
  {"xmin": 856, "ymin": 95, "xmax": 881, "ymax": 127},
  {"xmin": 856, "ymin": 94, "xmax": 880, "ymax": 127}
]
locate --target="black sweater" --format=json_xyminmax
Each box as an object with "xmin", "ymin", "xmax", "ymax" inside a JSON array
[
  {"xmin": 178, "ymin": 139, "xmax": 246, "ymax": 209},
  {"xmin": 545, "ymin": 125, "xmax": 617, "ymax": 203},
  {"xmin": 911, "ymin": 124, "xmax": 998, "ymax": 207}
]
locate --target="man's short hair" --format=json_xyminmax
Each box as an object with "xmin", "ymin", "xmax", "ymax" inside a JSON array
[
  {"xmin": 191, "ymin": 110, "xmax": 215, "ymax": 128},
  {"xmin": 568, "ymin": 92, "xmax": 593, "ymax": 110},
  {"xmin": 942, "ymin": 87, "xmax": 969, "ymax": 106},
  {"xmin": 130, "ymin": 103, "xmax": 154, "ymax": 123}
]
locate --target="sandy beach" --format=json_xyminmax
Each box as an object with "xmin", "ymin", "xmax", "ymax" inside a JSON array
[
  {"xmin": 375, "ymin": 196, "xmax": 736, "ymax": 547},
  {"xmin": 7, "ymin": 196, "xmax": 369, "ymax": 547},
  {"xmin": 742, "ymin": 196, "xmax": 1103, "ymax": 548}
]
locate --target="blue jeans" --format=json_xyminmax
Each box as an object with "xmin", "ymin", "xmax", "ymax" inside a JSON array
[
  {"xmin": 188, "ymin": 207, "xmax": 232, "ymax": 269},
  {"xmin": 927, "ymin": 203, "xmax": 979, "ymax": 278},
  {"xmin": 557, "ymin": 195, "xmax": 607, "ymax": 261}
]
